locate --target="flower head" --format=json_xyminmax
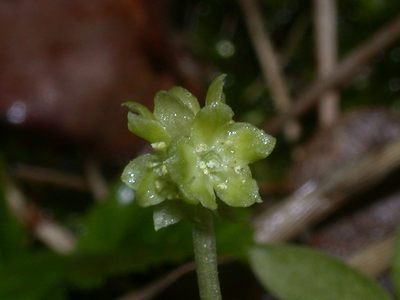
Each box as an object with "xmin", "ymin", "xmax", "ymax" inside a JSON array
[{"xmin": 122, "ymin": 75, "xmax": 275, "ymax": 210}]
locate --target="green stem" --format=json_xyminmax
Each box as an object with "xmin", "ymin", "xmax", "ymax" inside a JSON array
[{"xmin": 192, "ymin": 207, "xmax": 222, "ymax": 300}]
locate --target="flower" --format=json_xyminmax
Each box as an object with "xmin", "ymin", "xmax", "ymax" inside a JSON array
[{"xmin": 122, "ymin": 74, "xmax": 275, "ymax": 210}]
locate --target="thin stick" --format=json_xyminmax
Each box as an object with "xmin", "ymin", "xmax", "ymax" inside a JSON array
[
  {"xmin": 12, "ymin": 164, "xmax": 88, "ymax": 191},
  {"xmin": 239, "ymin": 0, "xmax": 300, "ymax": 141},
  {"xmin": 314, "ymin": 0, "xmax": 339, "ymax": 127},
  {"xmin": 254, "ymin": 138, "xmax": 400, "ymax": 243},
  {"xmin": 84, "ymin": 158, "xmax": 109, "ymax": 201},
  {"xmin": 118, "ymin": 257, "xmax": 233, "ymax": 300},
  {"xmin": 346, "ymin": 236, "xmax": 395, "ymax": 277},
  {"xmin": 266, "ymin": 14, "xmax": 400, "ymax": 134},
  {"xmin": 4, "ymin": 178, "xmax": 76, "ymax": 255},
  {"xmin": 118, "ymin": 261, "xmax": 196, "ymax": 300},
  {"xmin": 280, "ymin": 12, "xmax": 310, "ymax": 67}
]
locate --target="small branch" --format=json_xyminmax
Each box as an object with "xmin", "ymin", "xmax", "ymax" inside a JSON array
[
  {"xmin": 4, "ymin": 178, "xmax": 76, "ymax": 255},
  {"xmin": 346, "ymin": 236, "xmax": 395, "ymax": 277},
  {"xmin": 84, "ymin": 158, "xmax": 109, "ymax": 201},
  {"xmin": 254, "ymin": 138, "xmax": 400, "ymax": 243},
  {"xmin": 118, "ymin": 261, "xmax": 196, "ymax": 300},
  {"xmin": 314, "ymin": 0, "xmax": 339, "ymax": 127},
  {"xmin": 280, "ymin": 12, "xmax": 310, "ymax": 67},
  {"xmin": 12, "ymin": 164, "xmax": 88, "ymax": 191},
  {"xmin": 34, "ymin": 219, "xmax": 77, "ymax": 255},
  {"xmin": 239, "ymin": 0, "xmax": 300, "ymax": 141},
  {"xmin": 266, "ymin": 14, "xmax": 400, "ymax": 134},
  {"xmin": 13, "ymin": 161, "xmax": 110, "ymax": 202},
  {"xmin": 118, "ymin": 257, "xmax": 232, "ymax": 300}
]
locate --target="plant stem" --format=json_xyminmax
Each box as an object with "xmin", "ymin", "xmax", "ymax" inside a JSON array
[{"xmin": 192, "ymin": 207, "xmax": 222, "ymax": 300}]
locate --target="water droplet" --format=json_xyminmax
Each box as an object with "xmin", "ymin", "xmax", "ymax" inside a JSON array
[
  {"xmin": 161, "ymin": 165, "xmax": 168, "ymax": 175},
  {"xmin": 234, "ymin": 166, "xmax": 242, "ymax": 174},
  {"xmin": 155, "ymin": 180, "xmax": 163, "ymax": 191},
  {"xmin": 217, "ymin": 183, "xmax": 227, "ymax": 190},
  {"xmin": 151, "ymin": 141, "xmax": 166, "ymax": 151}
]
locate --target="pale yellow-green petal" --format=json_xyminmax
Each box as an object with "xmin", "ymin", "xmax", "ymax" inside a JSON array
[
  {"xmin": 168, "ymin": 86, "xmax": 200, "ymax": 114},
  {"xmin": 154, "ymin": 91, "xmax": 195, "ymax": 138},
  {"xmin": 166, "ymin": 139, "xmax": 217, "ymax": 210},
  {"xmin": 121, "ymin": 154, "xmax": 164, "ymax": 207},
  {"xmin": 216, "ymin": 122, "xmax": 276, "ymax": 164},
  {"xmin": 127, "ymin": 112, "xmax": 171, "ymax": 144},
  {"xmin": 190, "ymin": 102, "xmax": 234, "ymax": 146},
  {"xmin": 205, "ymin": 74, "xmax": 227, "ymax": 106},
  {"xmin": 212, "ymin": 165, "xmax": 262, "ymax": 207},
  {"xmin": 122, "ymin": 101, "xmax": 154, "ymax": 119}
]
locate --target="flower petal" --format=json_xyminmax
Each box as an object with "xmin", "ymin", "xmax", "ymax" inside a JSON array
[
  {"xmin": 205, "ymin": 74, "xmax": 227, "ymax": 106},
  {"xmin": 127, "ymin": 112, "xmax": 171, "ymax": 144},
  {"xmin": 121, "ymin": 154, "xmax": 164, "ymax": 207},
  {"xmin": 190, "ymin": 102, "xmax": 234, "ymax": 145},
  {"xmin": 216, "ymin": 122, "xmax": 276, "ymax": 164},
  {"xmin": 122, "ymin": 101, "xmax": 154, "ymax": 119},
  {"xmin": 153, "ymin": 202, "xmax": 184, "ymax": 231},
  {"xmin": 154, "ymin": 91, "xmax": 195, "ymax": 138},
  {"xmin": 124, "ymin": 102, "xmax": 170, "ymax": 143},
  {"xmin": 213, "ymin": 165, "xmax": 262, "ymax": 207},
  {"xmin": 166, "ymin": 139, "xmax": 217, "ymax": 210},
  {"xmin": 168, "ymin": 86, "xmax": 200, "ymax": 114}
]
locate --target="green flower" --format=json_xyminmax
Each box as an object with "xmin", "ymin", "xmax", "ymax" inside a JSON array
[{"xmin": 122, "ymin": 74, "xmax": 275, "ymax": 211}]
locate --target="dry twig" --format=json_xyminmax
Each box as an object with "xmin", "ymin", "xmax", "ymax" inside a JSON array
[
  {"xmin": 4, "ymin": 177, "xmax": 76, "ymax": 255},
  {"xmin": 280, "ymin": 12, "xmax": 310, "ymax": 67},
  {"xmin": 239, "ymin": 0, "xmax": 300, "ymax": 141},
  {"xmin": 12, "ymin": 164, "xmax": 87, "ymax": 191},
  {"xmin": 84, "ymin": 158, "xmax": 109, "ymax": 201},
  {"xmin": 314, "ymin": 0, "xmax": 339, "ymax": 127},
  {"xmin": 254, "ymin": 138, "xmax": 400, "ymax": 243},
  {"xmin": 266, "ymin": 14, "xmax": 400, "ymax": 134},
  {"xmin": 346, "ymin": 236, "xmax": 395, "ymax": 277},
  {"xmin": 118, "ymin": 262, "xmax": 196, "ymax": 300},
  {"xmin": 118, "ymin": 257, "xmax": 232, "ymax": 300}
]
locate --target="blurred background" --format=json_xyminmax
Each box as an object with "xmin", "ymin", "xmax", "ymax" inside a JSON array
[{"xmin": 0, "ymin": 0, "xmax": 399, "ymax": 299}]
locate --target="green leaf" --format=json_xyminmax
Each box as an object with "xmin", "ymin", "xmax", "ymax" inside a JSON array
[
  {"xmin": 215, "ymin": 206, "xmax": 253, "ymax": 259},
  {"xmin": 153, "ymin": 202, "xmax": 184, "ymax": 231},
  {"xmin": 394, "ymin": 228, "xmax": 400, "ymax": 299},
  {"xmin": 216, "ymin": 122, "xmax": 276, "ymax": 164},
  {"xmin": 72, "ymin": 184, "xmax": 194, "ymax": 283},
  {"xmin": 249, "ymin": 244, "xmax": 390, "ymax": 300},
  {"xmin": 76, "ymin": 184, "xmax": 139, "ymax": 255},
  {"xmin": 0, "ymin": 252, "xmax": 66, "ymax": 300},
  {"xmin": 168, "ymin": 86, "xmax": 200, "ymax": 114},
  {"xmin": 154, "ymin": 91, "xmax": 195, "ymax": 138},
  {"xmin": 205, "ymin": 74, "xmax": 227, "ymax": 106},
  {"xmin": 71, "ymin": 181, "xmax": 255, "ymax": 288}
]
